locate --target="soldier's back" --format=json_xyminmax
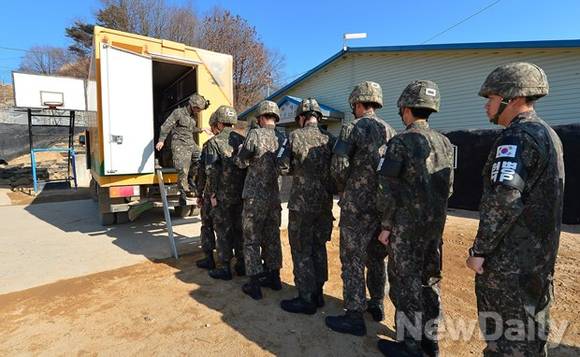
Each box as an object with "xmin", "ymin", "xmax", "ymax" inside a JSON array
[
  {"xmin": 341, "ymin": 115, "xmax": 396, "ymax": 220},
  {"xmin": 392, "ymin": 122, "xmax": 454, "ymax": 222},
  {"xmin": 288, "ymin": 124, "xmax": 334, "ymax": 212},
  {"xmin": 242, "ymin": 127, "xmax": 280, "ymax": 203},
  {"xmin": 212, "ymin": 128, "xmax": 247, "ymax": 202}
]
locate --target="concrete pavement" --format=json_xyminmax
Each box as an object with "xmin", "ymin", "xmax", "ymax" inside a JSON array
[
  {"xmin": 0, "ymin": 197, "xmax": 340, "ymax": 295},
  {"xmin": 0, "ymin": 199, "xmax": 202, "ymax": 294}
]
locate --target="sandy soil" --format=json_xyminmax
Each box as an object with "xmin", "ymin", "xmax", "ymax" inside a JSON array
[{"xmin": 0, "ymin": 213, "xmax": 578, "ymax": 356}]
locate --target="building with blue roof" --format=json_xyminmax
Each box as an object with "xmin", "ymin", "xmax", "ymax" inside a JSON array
[{"xmin": 239, "ymin": 39, "xmax": 580, "ymax": 134}]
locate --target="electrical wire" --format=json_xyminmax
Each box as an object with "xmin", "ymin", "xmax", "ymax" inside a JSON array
[{"xmin": 421, "ymin": 0, "xmax": 503, "ymax": 44}]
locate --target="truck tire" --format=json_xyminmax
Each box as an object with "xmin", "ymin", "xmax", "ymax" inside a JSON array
[
  {"xmin": 89, "ymin": 178, "xmax": 98, "ymax": 201},
  {"xmin": 99, "ymin": 212, "xmax": 116, "ymax": 226},
  {"xmin": 116, "ymin": 211, "xmax": 130, "ymax": 224},
  {"xmin": 173, "ymin": 205, "xmax": 192, "ymax": 218}
]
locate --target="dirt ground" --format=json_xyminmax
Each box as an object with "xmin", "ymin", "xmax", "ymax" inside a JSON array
[{"xmin": 0, "ymin": 212, "xmax": 578, "ymax": 356}]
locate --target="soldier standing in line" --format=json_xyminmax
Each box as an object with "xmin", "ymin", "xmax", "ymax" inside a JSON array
[
  {"xmin": 375, "ymin": 80, "xmax": 454, "ymax": 357},
  {"xmin": 467, "ymin": 63, "xmax": 564, "ymax": 356},
  {"xmin": 204, "ymin": 105, "xmax": 247, "ymax": 280},
  {"xmin": 156, "ymin": 94, "xmax": 210, "ymax": 204},
  {"xmin": 278, "ymin": 98, "xmax": 335, "ymax": 315},
  {"xmin": 235, "ymin": 100, "xmax": 287, "ymax": 300},
  {"xmin": 194, "ymin": 112, "xmax": 220, "ymax": 270},
  {"xmin": 326, "ymin": 81, "xmax": 396, "ymax": 336}
]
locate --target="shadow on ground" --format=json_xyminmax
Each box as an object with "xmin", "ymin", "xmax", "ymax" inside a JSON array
[
  {"xmin": 159, "ymin": 254, "xmax": 395, "ymax": 357},
  {"xmin": 24, "ymin": 198, "xmax": 201, "ymax": 260},
  {"xmin": 549, "ymin": 344, "xmax": 580, "ymax": 356}
]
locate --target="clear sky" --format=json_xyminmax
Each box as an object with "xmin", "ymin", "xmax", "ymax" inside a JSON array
[{"xmin": 0, "ymin": 0, "xmax": 579, "ymax": 84}]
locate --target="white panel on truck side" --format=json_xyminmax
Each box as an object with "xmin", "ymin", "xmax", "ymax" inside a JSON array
[{"xmin": 100, "ymin": 43, "xmax": 154, "ymax": 175}]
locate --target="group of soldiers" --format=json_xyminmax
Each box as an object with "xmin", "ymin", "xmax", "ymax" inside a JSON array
[{"xmin": 156, "ymin": 62, "xmax": 564, "ymax": 357}]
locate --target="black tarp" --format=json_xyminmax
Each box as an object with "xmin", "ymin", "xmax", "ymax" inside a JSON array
[{"xmin": 445, "ymin": 123, "xmax": 580, "ymax": 225}]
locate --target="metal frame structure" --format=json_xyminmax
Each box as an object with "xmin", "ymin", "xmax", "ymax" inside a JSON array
[{"xmin": 27, "ymin": 108, "xmax": 78, "ymax": 192}]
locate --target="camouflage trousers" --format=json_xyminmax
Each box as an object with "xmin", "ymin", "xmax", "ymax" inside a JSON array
[
  {"xmin": 388, "ymin": 221, "xmax": 443, "ymax": 354},
  {"xmin": 200, "ymin": 195, "xmax": 215, "ymax": 254},
  {"xmin": 288, "ymin": 209, "xmax": 333, "ymax": 296},
  {"xmin": 339, "ymin": 218, "xmax": 388, "ymax": 313},
  {"xmin": 242, "ymin": 198, "xmax": 282, "ymax": 277},
  {"xmin": 172, "ymin": 142, "xmax": 201, "ymax": 198},
  {"xmin": 475, "ymin": 265, "xmax": 552, "ymax": 356},
  {"xmin": 212, "ymin": 202, "xmax": 244, "ymax": 265}
]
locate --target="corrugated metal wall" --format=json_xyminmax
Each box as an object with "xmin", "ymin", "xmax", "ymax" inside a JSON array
[{"xmin": 265, "ymin": 47, "xmax": 580, "ymax": 133}]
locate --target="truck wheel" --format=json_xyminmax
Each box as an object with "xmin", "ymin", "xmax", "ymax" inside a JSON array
[
  {"xmin": 90, "ymin": 178, "xmax": 98, "ymax": 201},
  {"xmin": 174, "ymin": 205, "xmax": 192, "ymax": 218},
  {"xmin": 116, "ymin": 212, "xmax": 130, "ymax": 224},
  {"xmin": 99, "ymin": 212, "xmax": 116, "ymax": 226}
]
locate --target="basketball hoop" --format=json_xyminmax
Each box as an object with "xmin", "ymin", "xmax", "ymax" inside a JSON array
[
  {"xmin": 40, "ymin": 91, "xmax": 64, "ymax": 110},
  {"xmin": 43, "ymin": 101, "xmax": 64, "ymax": 110}
]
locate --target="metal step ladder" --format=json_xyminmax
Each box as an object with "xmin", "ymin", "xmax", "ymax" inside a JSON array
[{"xmin": 155, "ymin": 162, "xmax": 179, "ymax": 259}]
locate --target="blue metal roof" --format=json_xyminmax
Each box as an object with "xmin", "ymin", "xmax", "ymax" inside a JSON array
[
  {"xmin": 278, "ymin": 95, "xmax": 344, "ymax": 118},
  {"xmin": 239, "ymin": 39, "xmax": 580, "ymax": 119}
]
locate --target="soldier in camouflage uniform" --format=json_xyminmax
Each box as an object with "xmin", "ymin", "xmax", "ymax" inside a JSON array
[
  {"xmin": 326, "ymin": 81, "xmax": 396, "ymax": 336},
  {"xmin": 194, "ymin": 112, "xmax": 220, "ymax": 270},
  {"xmin": 235, "ymin": 100, "xmax": 287, "ymax": 300},
  {"xmin": 467, "ymin": 63, "xmax": 564, "ymax": 356},
  {"xmin": 278, "ymin": 98, "xmax": 336, "ymax": 315},
  {"xmin": 375, "ymin": 80, "xmax": 454, "ymax": 357},
  {"xmin": 204, "ymin": 105, "xmax": 247, "ymax": 280},
  {"xmin": 156, "ymin": 94, "xmax": 210, "ymax": 202}
]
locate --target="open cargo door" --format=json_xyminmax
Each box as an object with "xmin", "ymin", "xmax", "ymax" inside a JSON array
[{"xmin": 100, "ymin": 43, "xmax": 154, "ymax": 175}]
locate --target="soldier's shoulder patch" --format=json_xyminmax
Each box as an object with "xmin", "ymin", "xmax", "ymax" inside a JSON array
[
  {"xmin": 490, "ymin": 135, "xmax": 526, "ymax": 192},
  {"xmin": 496, "ymin": 144, "xmax": 517, "ymax": 158}
]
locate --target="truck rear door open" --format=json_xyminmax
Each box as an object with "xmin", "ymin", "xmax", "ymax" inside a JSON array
[{"xmin": 100, "ymin": 43, "xmax": 154, "ymax": 175}]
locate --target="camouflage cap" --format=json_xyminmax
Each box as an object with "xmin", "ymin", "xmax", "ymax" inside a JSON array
[
  {"xmin": 295, "ymin": 97, "xmax": 322, "ymax": 119},
  {"xmin": 189, "ymin": 94, "xmax": 210, "ymax": 110},
  {"xmin": 348, "ymin": 81, "xmax": 383, "ymax": 108},
  {"xmin": 255, "ymin": 100, "xmax": 280, "ymax": 121},
  {"xmin": 397, "ymin": 80, "xmax": 440, "ymax": 112},
  {"xmin": 212, "ymin": 105, "xmax": 238, "ymax": 125},
  {"xmin": 208, "ymin": 111, "xmax": 219, "ymax": 127},
  {"xmin": 479, "ymin": 62, "xmax": 549, "ymax": 99}
]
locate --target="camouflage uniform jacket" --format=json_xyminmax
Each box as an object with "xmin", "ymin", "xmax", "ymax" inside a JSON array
[
  {"xmin": 205, "ymin": 127, "xmax": 247, "ymax": 205},
  {"xmin": 195, "ymin": 140, "xmax": 211, "ymax": 198},
  {"xmin": 472, "ymin": 110, "xmax": 564, "ymax": 282},
  {"xmin": 331, "ymin": 113, "xmax": 396, "ymax": 226},
  {"xmin": 158, "ymin": 106, "xmax": 202, "ymax": 145},
  {"xmin": 377, "ymin": 120, "xmax": 454, "ymax": 230},
  {"xmin": 281, "ymin": 122, "xmax": 336, "ymax": 212},
  {"xmin": 234, "ymin": 123, "xmax": 283, "ymax": 203}
]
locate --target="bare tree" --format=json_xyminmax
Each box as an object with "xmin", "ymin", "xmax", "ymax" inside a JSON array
[
  {"xmin": 19, "ymin": 46, "xmax": 70, "ymax": 75},
  {"xmin": 96, "ymin": 0, "xmax": 197, "ymax": 45},
  {"xmin": 58, "ymin": 57, "xmax": 91, "ymax": 78},
  {"xmin": 164, "ymin": 5, "xmax": 197, "ymax": 45},
  {"xmin": 198, "ymin": 8, "xmax": 284, "ymax": 112}
]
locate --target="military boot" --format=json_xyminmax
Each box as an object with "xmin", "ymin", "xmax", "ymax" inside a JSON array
[
  {"xmin": 377, "ymin": 339, "xmax": 422, "ymax": 357},
  {"xmin": 242, "ymin": 276, "xmax": 263, "ymax": 300},
  {"xmin": 234, "ymin": 261, "xmax": 246, "ymax": 276},
  {"xmin": 314, "ymin": 286, "xmax": 325, "ymax": 308},
  {"xmin": 280, "ymin": 293, "xmax": 317, "ymax": 315},
  {"xmin": 325, "ymin": 310, "xmax": 366, "ymax": 336},
  {"xmin": 178, "ymin": 193, "xmax": 188, "ymax": 207},
  {"xmin": 196, "ymin": 253, "xmax": 215, "ymax": 270},
  {"xmin": 421, "ymin": 336, "xmax": 439, "ymax": 357},
  {"xmin": 367, "ymin": 300, "xmax": 385, "ymax": 322},
  {"xmin": 259, "ymin": 269, "xmax": 282, "ymax": 291},
  {"xmin": 209, "ymin": 265, "xmax": 232, "ymax": 280}
]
